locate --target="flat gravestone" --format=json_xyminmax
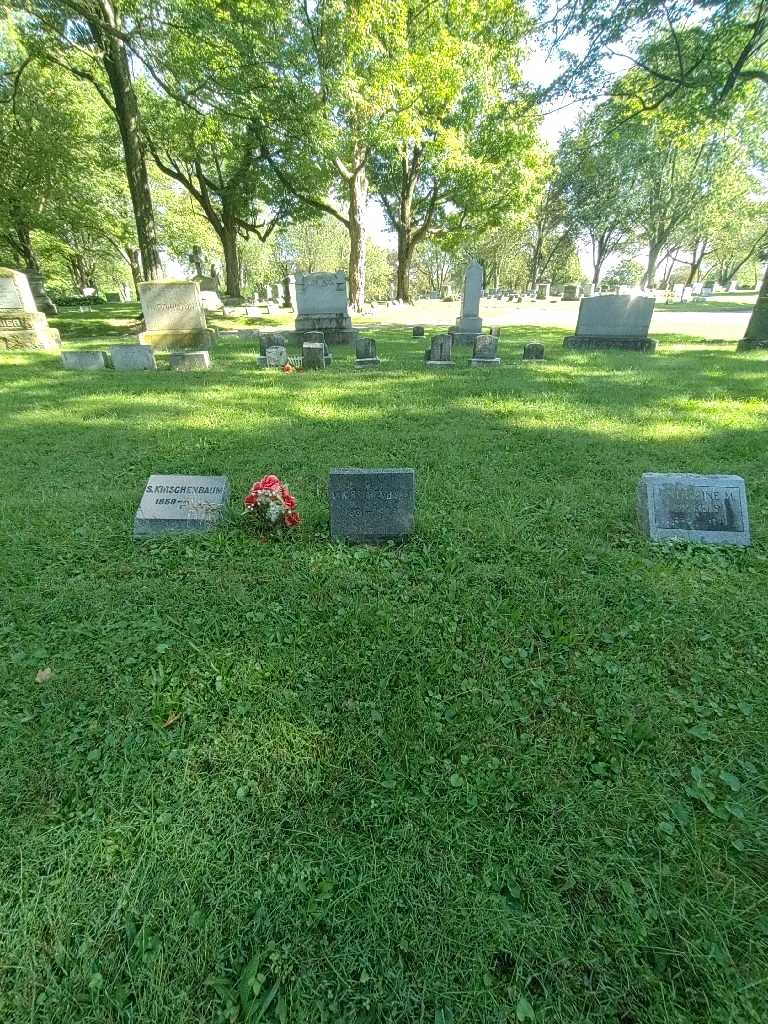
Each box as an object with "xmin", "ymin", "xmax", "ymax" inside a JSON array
[
  {"xmin": 329, "ymin": 468, "xmax": 415, "ymax": 544},
  {"xmin": 565, "ymin": 295, "xmax": 656, "ymax": 352},
  {"xmin": 61, "ymin": 350, "xmax": 107, "ymax": 370},
  {"xmin": 110, "ymin": 344, "xmax": 157, "ymax": 370},
  {"xmin": 133, "ymin": 474, "xmax": 230, "ymax": 538},
  {"xmin": 637, "ymin": 473, "xmax": 750, "ymax": 547},
  {"xmin": 170, "ymin": 351, "xmax": 211, "ymax": 371}
]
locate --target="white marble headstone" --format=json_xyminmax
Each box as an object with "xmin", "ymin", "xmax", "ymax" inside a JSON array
[
  {"xmin": 139, "ymin": 281, "xmax": 207, "ymax": 332},
  {"xmin": 0, "ymin": 268, "xmax": 37, "ymax": 313}
]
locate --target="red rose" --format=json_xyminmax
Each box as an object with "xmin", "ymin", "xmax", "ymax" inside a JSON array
[
  {"xmin": 284, "ymin": 511, "xmax": 301, "ymax": 527},
  {"xmin": 244, "ymin": 494, "xmax": 257, "ymax": 507},
  {"xmin": 258, "ymin": 474, "xmax": 281, "ymax": 490},
  {"xmin": 282, "ymin": 363, "xmax": 295, "ymax": 373},
  {"xmin": 283, "ymin": 493, "xmax": 297, "ymax": 509}
]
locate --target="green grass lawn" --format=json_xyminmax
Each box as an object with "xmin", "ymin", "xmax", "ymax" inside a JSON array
[{"xmin": 2, "ymin": 307, "xmax": 768, "ymax": 1023}]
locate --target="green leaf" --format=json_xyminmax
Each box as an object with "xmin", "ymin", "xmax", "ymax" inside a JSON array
[
  {"xmin": 718, "ymin": 770, "xmax": 742, "ymax": 792},
  {"xmin": 516, "ymin": 995, "xmax": 535, "ymax": 1021}
]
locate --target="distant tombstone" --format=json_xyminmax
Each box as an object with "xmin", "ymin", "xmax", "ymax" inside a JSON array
[
  {"xmin": 536, "ymin": 282, "xmax": 550, "ymax": 300},
  {"xmin": 562, "ymin": 283, "xmax": 580, "ymax": 301},
  {"xmin": 637, "ymin": 473, "xmax": 750, "ymax": 547},
  {"xmin": 280, "ymin": 277, "xmax": 293, "ymax": 308},
  {"xmin": 582, "ymin": 283, "xmax": 594, "ymax": 298},
  {"xmin": 105, "ymin": 292, "xmax": 120, "ymax": 302},
  {"xmin": 426, "ymin": 333, "xmax": 454, "ymax": 368},
  {"xmin": 329, "ymin": 468, "xmax": 415, "ymax": 543},
  {"xmin": 523, "ymin": 343, "xmax": 545, "ymax": 360},
  {"xmin": 412, "ymin": 325, "xmax": 425, "ymax": 337},
  {"xmin": 470, "ymin": 334, "xmax": 501, "ymax": 367},
  {"xmin": 264, "ymin": 284, "xmax": 273, "ymax": 301},
  {"xmin": 61, "ymin": 350, "xmax": 107, "ymax": 370},
  {"xmin": 354, "ymin": 336, "xmax": 380, "ymax": 369},
  {"xmin": 294, "ymin": 271, "xmax": 358, "ymax": 344},
  {"xmin": 133, "ymin": 474, "xmax": 230, "ymax": 538},
  {"xmin": 170, "ymin": 351, "xmax": 211, "ymax": 371},
  {"xmin": 110, "ymin": 343, "xmax": 157, "ymax": 370},
  {"xmin": 0, "ymin": 268, "xmax": 61, "ymax": 351},
  {"xmin": 138, "ymin": 280, "xmax": 216, "ymax": 351},
  {"xmin": 564, "ymin": 295, "xmax": 657, "ymax": 351},
  {"xmin": 198, "ymin": 288, "xmax": 224, "ymax": 312},
  {"xmin": 450, "ymin": 260, "xmax": 484, "ymax": 344},
  {"xmin": 25, "ymin": 269, "xmax": 58, "ymax": 314}
]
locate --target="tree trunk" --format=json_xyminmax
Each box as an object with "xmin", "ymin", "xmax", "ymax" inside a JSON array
[
  {"xmin": 347, "ymin": 154, "xmax": 368, "ymax": 310},
  {"xmin": 643, "ymin": 244, "xmax": 662, "ymax": 289},
  {"xmin": 4, "ymin": 223, "xmax": 40, "ymax": 271},
  {"xmin": 98, "ymin": 3, "xmax": 162, "ymax": 281},
  {"xmin": 742, "ymin": 262, "xmax": 768, "ymax": 343},
  {"xmin": 219, "ymin": 215, "xmax": 241, "ymax": 297}
]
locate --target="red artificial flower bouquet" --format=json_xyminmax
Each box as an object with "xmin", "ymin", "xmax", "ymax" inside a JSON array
[{"xmin": 243, "ymin": 474, "xmax": 301, "ymax": 530}]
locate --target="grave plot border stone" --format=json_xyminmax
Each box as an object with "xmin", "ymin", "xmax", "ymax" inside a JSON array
[{"xmin": 637, "ymin": 472, "xmax": 750, "ymax": 547}]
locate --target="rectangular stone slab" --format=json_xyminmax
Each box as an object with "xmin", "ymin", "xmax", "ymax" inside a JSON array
[
  {"xmin": 637, "ymin": 473, "xmax": 750, "ymax": 546},
  {"xmin": 575, "ymin": 294, "xmax": 655, "ymax": 338},
  {"xmin": 329, "ymin": 468, "xmax": 415, "ymax": 543},
  {"xmin": 139, "ymin": 280, "xmax": 207, "ymax": 332},
  {"xmin": 110, "ymin": 344, "xmax": 157, "ymax": 370},
  {"xmin": 294, "ymin": 272, "xmax": 349, "ymax": 316},
  {"xmin": 133, "ymin": 474, "xmax": 230, "ymax": 537},
  {"xmin": 62, "ymin": 350, "xmax": 107, "ymax": 370}
]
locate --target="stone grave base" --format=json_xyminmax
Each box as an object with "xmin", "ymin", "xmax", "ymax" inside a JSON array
[
  {"xmin": 426, "ymin": 360, "xmax": 455, "ymax": 369},
  {"xmin": 138, "ymin": 327, "xmax": 217, "ymax": 352},
  {"xmin": 470, "ymin": 357, "xmax": 501, "ymax": 367},
  {"xmin": 62, "ymin": 350, "xmax": 107, "ymax": 370},
  {"xmin": 736, "ymin": 337, "xmax": 768, "ymax": 352},
  {"xmin": 449, "ymin": 330, "xmax": 482, "ymax": 346},
  {"xmin": 355, "ymin": 357, "xmax": 381, "ymax": 369},
  {"xmin": 564, "ymin": 334, "xmax": 657, "ymax": 352},
  {"xmin": 0, "ymin": 313, "xmax": 61, "ymax": 351}
]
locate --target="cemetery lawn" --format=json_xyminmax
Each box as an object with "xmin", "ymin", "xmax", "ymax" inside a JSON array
[{"xmin": 3, "ymin": 306, "xmax": 768, "ymax": 1024}]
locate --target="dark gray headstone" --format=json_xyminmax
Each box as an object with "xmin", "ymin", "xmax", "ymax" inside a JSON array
[
  {"xmin": 355, "ymin": 336, "xmax": 380, "ymax": 368},
  {"xmin": 637, "ymin": 473, "xmax": 750, "ymax": 546},
  {"xmin": 412, "ymin": 325, "xmax": 425, "ymax": 337},
  {"xmin": 133, "ymin": 474, "xmax": 230, "ymax": 538},
  {"xmin": 523, "ymin": 343, "xmax": 545, "ymax": 360},
  {"xmin": 471, "ymin": 335, "xmax": 500, "ymax": 366},
  {"xmin": 329, "ymin": 468, "xmax": 415, "ymax": 543},
  {"xmin": 303, "ymin": 341, "xmax": 329, "ymax": 369},
  {"xmin": 426, "ymin": 333, "xmax": 454, "ymax": 367}
]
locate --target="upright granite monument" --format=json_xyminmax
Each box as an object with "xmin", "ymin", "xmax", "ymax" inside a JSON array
[
  {"xmin": 470, "ymin": 334, "xmax": 501, "ymax": 367},
  {"xmin": 138, "ymin": 280, "xmax": 216, "ymax": 351},
  {"xmin": 0, "ymin": 267, "xmax": 61, "ymax": 351},
  {"xmin": 294, "ymin": 271, "xmax": 359, "ymax": 345},
  {"xmin": 564, "ymin": 294, "xmax": 657, "ymax": 352},
  {"xmin": 637, "ymin": 473, "xmax": 750, "ymax": 547},
  {"xmin": 450, "ymin": 261, "xmax": 484, "ymax": 345}
]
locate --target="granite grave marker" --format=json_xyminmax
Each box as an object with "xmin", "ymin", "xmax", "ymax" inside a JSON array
[
  {"xmin": 329, "ymin": 468, "xmax": 415, "ymax": 543},
  {"xmin": 637, "ymin": 473, "xmax": 750, "ymax": 546}
]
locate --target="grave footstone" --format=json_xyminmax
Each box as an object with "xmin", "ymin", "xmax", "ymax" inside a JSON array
[
  {"xmin": 110, "ymin": 343, "xmax": 157, "ymax": 370},
  {"xmin": 0, "ymin": 268, "xmax": 61, "ymax": 351},
  {"xmin": 426, "ymin": 333, "xmax": 454, "ymax": 368},
  {"xmin": 138, "ymin": 280, "xmax": 216, "ymax": 351},
  {"xmin": 450, "ymin": 260, "xmax": 484, "ymax": 344},
  {"xmin": 170, "ymin": 351, "xmax": 211, "ymax": 371},
  {"xmin": 355, "ymin": 336, "xmax": 380, "ymax": 368},
  {"xmin": 523, "ymin": 342, "xmax": 545, "ymax": 360},
  {"xmin": 329, "ymin": 468, "xmax": 415, "ymax": 543},
  {"xmin": 133, "ymin": 474, "xmax": 230, "ymax": 538},
  {"xmin": 61, "ymin": 350, "xmax": 107, "ymax": 370},
  {"xmin": 637, "ymin": 473, "xmax": 750, "ymax": 547},
  {"xmin": 564, "ymin": 295, "xmax": 657, "ymax": 352},
  {"xmin": 470, "ymin": 335, "xmax": 501, "ymax": 367}
]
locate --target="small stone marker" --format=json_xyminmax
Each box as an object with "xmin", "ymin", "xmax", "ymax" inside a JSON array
[
  {"xmin": 133, "ymin": 474, "xmax": 230, "ymax": 538},
  {"xmin": 265, "ymin": 345, "xmax": 288, "ymax": 368},
  {"xmin": 523, "ymin": 343, "xmax": 545, "ymax": 360},
  {"xmin": 470, "ymin": 335, "xmax": 501, "ymax": 367},
  {"xmin": 562, "ymin": 283, "xmax": 580, "ymax": 301},
  {"xmin": 450, "ymin": 260, "xmax": 484, "ymax": 344},
  {"xmin": 412, "ymin": 325, "xmax": 425, "ymax": 337},
  {"xmin": 303, "ymin": 341, "xmax": 330, "ymax": 369},
  {"xmin": 329, "ymin": 468, "xmax": 415, "ymax": 543},
  {"xmin": 536, "ymin": 282, "xmax": 550, "ymax": 300},
  {"xmin": 61, "ymin": 350, "xmax": 107, "ymax": 370},
  {"xmin": 170, "ymin": 351, "xmax": 211, "ymax": 371},
  {"xmin": 426, "ymin": 333, "xmax": 454, "ymax": 368},
  {"xmin": 110, "ymin": 343, "xmax": 157, "ymax": 371},
  {"xmin": 564, "ymin": 295, "xmax": 657, "ymax": 352},
  {"xmin": 0, "ymin": 267, "xmax": 61, "ymax": 351},
  {"xmin": 138, "ymin": 280, "xmax": 216, "ymax": 351},
  {"xmin": 354, "ymin": 336, "xmax": 380, "ymax": 368},
  {"xmin": 637, "ymin": 473, "xmax": 750, "ymax": 547}
]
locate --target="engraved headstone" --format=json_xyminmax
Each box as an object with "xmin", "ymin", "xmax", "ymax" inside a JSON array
[
  {"xmin": 426, "ymin": 333, "xmax": 454, "ymax": 368},
  {"xmin": 562, "ymin": 283, "xmax": 580, "ymax": 301},
  {"xmin": 564, "ymin": 294, "xmax": 657, "ymax": 351},
  {"xmin": 294, "ymin": 271, "xmax": 358, "ymax": 344},
  {"xmin": 61, "ymin": 350, "xmax": 107, "ymax": 370},
  {"xmin": 133, "ymin": 474, "xmax": 230, "ymax": 538},
  {"xmin": 265, "ymin": 345, "xmax": 288, "ymax": 368},
  {"xmin": 0, "ymin": 267, "xmax": 61, "ymax": 351},
  {"xmin": 303, "ymin": 339, "xmax": 331, "ymax": 369},
  {"xmin": 329, "ymin": 468, "xmax": 415, "ymax": 543},
  {"xmin": 450, "ymin": 260, "xmax": 484, "ymax": 344},
  {"xmin": 138, "ymin": 280, "xmax": 216, "ymax": 351},
  {"xmin": 637, "ymin": 473, "xmax": 750, "ymax": 546},
  {"xmin": 354, "ymin": 336, "xmax": 380, "ymax": 368},
  {"xmin": 110, "ymin": 343, "xmax": 157, "ymax": 370},
  {"xmin": 470, "ymin": 334, "xmax": 501, "ymax": 367}
]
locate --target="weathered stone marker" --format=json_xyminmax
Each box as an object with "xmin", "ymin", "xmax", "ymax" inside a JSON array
[
  {"xmin": 329, "ymin": 468, "xmax": 415, "ymax": 543},
  {"xmin": 562, "ymin": 283, "xmax": 580, "ymax": 301},
  {"xmin": 412, "ymin": 325, "xmax": 425, "ymax": 338},
  {"xmin": 470, "ymin": 335, "xmax": 501, "ymax": 367},
  {"xmin": 110, "ymin": 344, "xmax": 157, "ymax": 370},
  {"xmin": 354, "ymin": 336, "xmax": 380, "ymax": 368},
  {"xmin": 138, "ymin": 280, "xmax": 216, "ymax": 351},
  {"xmin": 637, "ymin": 473, "xmax": 750, "ymax": 546},
  {"xmin": 426, "ymin": 333, "xmax": 454, "ymax": 368},
  {"xmin": 61, "ymin": 350, "xmax": 107, "ymax": 370},
  {"xmin": 564, "ymin": 295, "xmax": 657, "ymax": 351},
  {"xmin": 0, "ymin": 267, "xmax": 61, "ymax": 351},
  {"xmin": 170, "ymin": 351, "xmax": 211, "ymax": 371},
  {"xmin": 302, "ymin": 339, "xmax": 331, "ymax": 369},
  {"xmin": 450, "ymin": 260, "xmax": 484, "ymax": 344},
  {"xmin": 133, "ymin": 474, "xmax": 230, "ymax": 538},
  {"xmin": 265, "ymin": 345, "xmax": 288, "ymax": 368},
  {"xmin": 523, "ymin": 342, "xmax": 545, "ymax": 360}
]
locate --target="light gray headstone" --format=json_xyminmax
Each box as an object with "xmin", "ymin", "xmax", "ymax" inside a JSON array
[
  {"xmin": 329, "ymin": 468, "xmax": 415, "ymax": 543},
  {"xmin": 576, "ymin": 295, "xmax": 655, "ymax": 338},
  {"xmin": 0, "ymin": 268, "xmax": 37, "ymax": 313},
  {"xmin": 170, "ymin": 351, "xmax": 211, "ymax": 371},
  {"xmin": 61, "ymin": 350, "xmax": 107, "ymax": 370},
  {"xmin": 133, "ymin": 474, "xmax": 230, "ymax": 538},
  {"xmin": 294, "ymin": 272, "xmax": 349, "ymax": 316},
  {"xmin": 637, "ymin": 473, "xmax": 750, "ymax": 546},
  {"xmin": 110, "ymin": 344, "xmax": 157, "ymax": 370},
  {"xmin": 265, "ymin": 345, "xmax": 288, "ymax": 367},
  {"xmin": 454, "ymin": 261, "xmax": 483, "ymax": 334},
  {"xmin": 139, "ymin": 281, "xmax": 207, "ymax": 332}
]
